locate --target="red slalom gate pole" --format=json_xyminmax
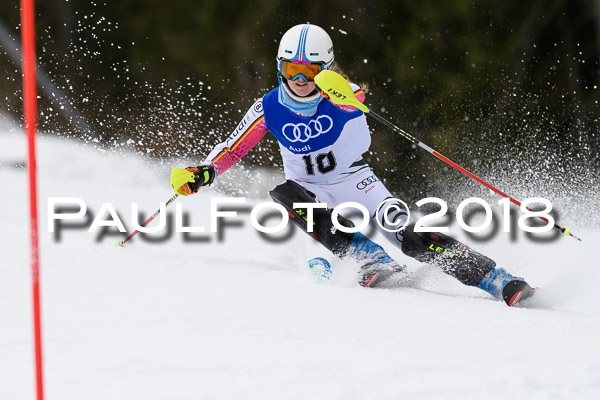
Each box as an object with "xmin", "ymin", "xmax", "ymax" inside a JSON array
[{"xmin": 20, "ymin": 0, "xmax": 45, "ymax": 399}]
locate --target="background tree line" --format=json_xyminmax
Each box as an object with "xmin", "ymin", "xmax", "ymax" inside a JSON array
[{"xmin": 0, "ymin": 0, "xmax": 598, "ymax": 204}]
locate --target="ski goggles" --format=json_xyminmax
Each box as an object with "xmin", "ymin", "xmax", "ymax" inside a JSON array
[{"xmin": 280, "ymin": 60, "xmax": 324, "ymax": 82}]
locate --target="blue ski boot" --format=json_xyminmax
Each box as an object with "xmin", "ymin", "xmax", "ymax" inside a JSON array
[
  {"xmin": 477, "ymin": 267, "xmax": 537, "ymax": 306},
  {"xmin": 346, "ymin": 232, "xmax": 403, "ymax": 287}
]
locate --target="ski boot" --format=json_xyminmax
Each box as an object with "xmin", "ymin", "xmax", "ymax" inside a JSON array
[
  {"xmin": 477, "ymin": 267, "xmax": 537, "ymax": 306},
  {"xmin": 346, "ymin": 232, "xmax": 403, "ymax": 288}
]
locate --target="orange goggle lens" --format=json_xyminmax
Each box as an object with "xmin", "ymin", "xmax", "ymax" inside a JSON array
[{"xmin": 280, "ymin": 60, "xmax": 323, "ymax": 82}]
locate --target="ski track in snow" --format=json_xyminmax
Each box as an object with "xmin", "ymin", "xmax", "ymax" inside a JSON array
[{"xmin": 1, "ymin": 124, "xmax": 599, "ymax": 399}]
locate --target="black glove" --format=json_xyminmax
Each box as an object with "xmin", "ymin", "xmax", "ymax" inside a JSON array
[{"xmin": 180, "ymin": 165, "xmax": 216, "ymax": 195}]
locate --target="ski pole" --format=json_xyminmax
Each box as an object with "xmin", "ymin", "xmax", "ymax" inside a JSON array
[
  {"xmin": 116, "ymin": 193, "xmax": 179, "ymax": 247},
  {"xmin": 315, "ymin": 70, "xmax": 581, "ymax": 241}
]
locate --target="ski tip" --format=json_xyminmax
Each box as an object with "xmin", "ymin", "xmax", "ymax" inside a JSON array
[
  {"xmin": 507, "ymin": 290, "xmax": 524, "ymax": 307},
  {"xmin": 502, "ymin": 280, "xmax": 536, "ymax": 307},
  {"xmin": 308, "ymin": 257, "xmax": 333, "ymax": 283}
]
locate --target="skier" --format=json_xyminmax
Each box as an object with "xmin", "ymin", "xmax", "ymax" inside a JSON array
[{"xmin": 172, "ymin": 23, "xmax": 536, "ymax": 306}]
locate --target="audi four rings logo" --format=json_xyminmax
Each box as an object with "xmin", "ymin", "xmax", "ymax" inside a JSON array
[
  {"xmin": 281, "ymin": 115, "xmax": 333, "ymax": 143},
  {"xmin": 356, "ymin": 175, "xmax": 379, "ymax": 190}
]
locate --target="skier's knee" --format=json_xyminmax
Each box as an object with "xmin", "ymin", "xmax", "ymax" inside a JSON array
[
  {"xmin": 269, "ymin": 180, "xmax": 354, "ymax": 255},
  {"xmin": 375, "ymin": 197, "xmax": 410, "ymax": 233}
]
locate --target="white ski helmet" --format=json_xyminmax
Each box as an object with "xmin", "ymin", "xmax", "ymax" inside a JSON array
[{"xmin": 277, "ymin": 24, "xmax": 334, "ymax": 72}]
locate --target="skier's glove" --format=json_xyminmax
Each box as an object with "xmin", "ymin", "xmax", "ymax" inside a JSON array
[{"xmin": 170, "ymin": 165, "xmax": 216, "ymax": 196}]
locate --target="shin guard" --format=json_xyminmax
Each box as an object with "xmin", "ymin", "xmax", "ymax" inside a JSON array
[
  {"xmin": 269, "ymin": 180, "xmax": 354, "ymax": 256},
  {"xmin": 400, "ymin": 223, "xmax": 496, "ymax": 286}
]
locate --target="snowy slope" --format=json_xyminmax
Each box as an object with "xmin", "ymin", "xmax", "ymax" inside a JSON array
[{"xmin": 1, "ymin": 124, "xmax": 599, "ymax": 400}]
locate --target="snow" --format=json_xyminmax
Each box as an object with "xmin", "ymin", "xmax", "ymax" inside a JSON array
[{"xmin": 1, "ymin": 122, "xmax": 599, "ymax": 399}]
